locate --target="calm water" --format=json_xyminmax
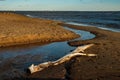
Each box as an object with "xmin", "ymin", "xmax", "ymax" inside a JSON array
[{"xmin": 0, "ymin": 27, "xmax": 95, "ymax": 65}]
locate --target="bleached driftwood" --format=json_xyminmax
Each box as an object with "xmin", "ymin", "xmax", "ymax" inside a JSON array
[{"xmin": 28, "ymin": 44, "xmax": 97, "ymax": 74}]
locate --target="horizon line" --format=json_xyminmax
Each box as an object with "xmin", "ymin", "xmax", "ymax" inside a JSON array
[{"xmin": 0, "ymin": 10, "xmax": 120, "ymax": 12}]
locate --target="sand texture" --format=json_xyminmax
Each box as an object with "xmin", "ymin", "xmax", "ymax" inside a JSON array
[
  {"xmin": 0, "ymin": 13, "xmax": 79, "ymax": 47},
  {"xmin": 27, "ymin": 24, "xmax": 120, "ymax": 80},
  {"xmin": 0, "ymin": 13, "xmax": 120, "ymax": 80}
]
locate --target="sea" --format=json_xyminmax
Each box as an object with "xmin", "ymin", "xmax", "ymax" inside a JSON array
[{"xmin": 11, "ymin": 11, "xmax": 120, "ymax": 32}]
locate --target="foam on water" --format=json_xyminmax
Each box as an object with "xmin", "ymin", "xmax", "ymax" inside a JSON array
[{"xmin": 67, "ymin": 22, "xmax": 120, "ymax": 32}]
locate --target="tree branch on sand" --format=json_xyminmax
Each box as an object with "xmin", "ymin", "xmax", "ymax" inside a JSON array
[{"xmin": 28, "ymin": 44, "xmax": 97, "ymax": 74}]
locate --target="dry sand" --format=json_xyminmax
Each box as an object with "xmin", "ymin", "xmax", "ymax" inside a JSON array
[{"xmin": 0, "ymin": 12, "xmax": 79, "ymax": 47}]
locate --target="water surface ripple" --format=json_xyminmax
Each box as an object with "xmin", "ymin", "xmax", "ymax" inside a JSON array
[{"xmin": 0, "ymin": 27, "xmax": 95, "ymax": 65}]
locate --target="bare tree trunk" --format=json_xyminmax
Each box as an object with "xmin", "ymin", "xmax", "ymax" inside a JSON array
[{"xmin": 28, "ymin": 44, "xmax": 97, "ymax": 74}]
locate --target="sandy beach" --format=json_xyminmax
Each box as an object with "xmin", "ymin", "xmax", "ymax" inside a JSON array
[
  {"xmin": 0, "ymin": 13, "xmax": 120, "ymax": 80},
  {"xmin": 0, "ymin": 13, "xmax": 79, "ymax": 47}
]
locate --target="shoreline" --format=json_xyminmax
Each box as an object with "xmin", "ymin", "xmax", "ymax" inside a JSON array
[
  {"xmin": 0, "ymin": 13, "xmax": 120, "ymax": 80},
  {"xmin": 61, "ymin": 23, "xmax": 120, "ymax": 46},
  {"xmin": 27, "ymin": 23, "xmax": 120, "ymax": 79},
  {"xmin": 0, "ymin": 13, "xmax": 80, "ymax": 47}
]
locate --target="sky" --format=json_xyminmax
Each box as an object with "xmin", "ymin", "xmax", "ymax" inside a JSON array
[{"xmin": 0, "ymin": 0, "xmax": 120, "ymax": 11}]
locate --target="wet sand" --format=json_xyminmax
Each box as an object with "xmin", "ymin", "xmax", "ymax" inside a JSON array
[
  {"xmin": 62, "ymin": 23, "xmax": 120, "ymax": 80},
  {"xmin": 0, "ymin": 13, "xmax": 120, "ymax": 80},
  {"xmin": 27, "ymin": 24, "xmax": 120, "ymax": 80}
]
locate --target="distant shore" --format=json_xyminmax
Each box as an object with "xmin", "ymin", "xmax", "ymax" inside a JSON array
[{"xmin": 0, "ymin": 12, "xmax": 79, "ymax": 47}]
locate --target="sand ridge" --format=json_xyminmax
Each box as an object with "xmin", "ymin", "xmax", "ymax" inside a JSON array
[{"xmin": 0, "ymin": 13, "xmax": 79, "ymax": 47}]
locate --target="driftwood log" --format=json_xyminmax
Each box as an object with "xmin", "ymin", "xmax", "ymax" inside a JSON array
[{"xmin": 28, "ymin": 44, "xmax": 97, "ymax": 74}]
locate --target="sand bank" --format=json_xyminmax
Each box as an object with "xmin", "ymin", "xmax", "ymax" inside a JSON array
[{"xmin": 0, "ymin": 13, "xmax": 79, "ymax": 47}]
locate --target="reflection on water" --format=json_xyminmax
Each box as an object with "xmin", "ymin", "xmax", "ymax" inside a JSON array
[{"xmin": 0, "ymin": 27, "xmax": 95, "ymax": 64}]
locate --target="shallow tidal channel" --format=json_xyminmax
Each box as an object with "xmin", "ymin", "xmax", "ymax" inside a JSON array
[{"xmin": 0, "ymin": 26, "xmax": 95, "ymax": 68}]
